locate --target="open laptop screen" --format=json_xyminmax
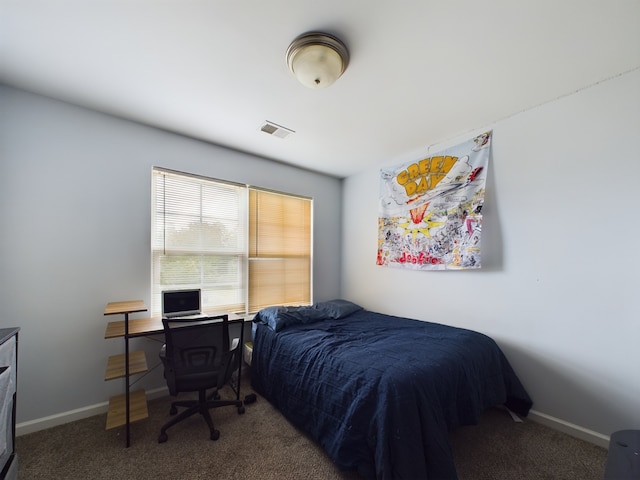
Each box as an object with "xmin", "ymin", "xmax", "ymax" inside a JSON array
[{"xmin": 162, "ymin": 289, "xmax": 201, "ymax": 318}]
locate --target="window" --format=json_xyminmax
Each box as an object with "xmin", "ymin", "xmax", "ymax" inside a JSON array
[
  {"xmin": 249, "ymin": 188, "xmax": 312, "ymax": 312},
  {"xmin": 151, "ymin": 168, "xmax": 312, "ymax": 316}
]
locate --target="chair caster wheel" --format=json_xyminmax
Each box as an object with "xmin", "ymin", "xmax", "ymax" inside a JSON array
[
  {"xmin": 169, "ymin": 405, "xmax": 177, "ymax": 415},
  {"xmin": 210, "ymin": 429, "xmax": 220, "ymax": 441},
  {"xmin": 158, "ymin": 433, "xmax": 168, "ymax": 443},
  {"xmin": 238, "ymin": 405, "xmax": 245, "ymax": 414}
]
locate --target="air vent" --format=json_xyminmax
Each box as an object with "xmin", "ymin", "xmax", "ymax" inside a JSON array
[{"xmin": 260, "ymin": 121, "xmax": 295, "ymax": 139}]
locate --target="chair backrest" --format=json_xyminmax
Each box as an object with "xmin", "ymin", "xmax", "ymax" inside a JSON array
[{"xmin": 161, "ymin": 315, "xmax": 237, "ymax": 395}]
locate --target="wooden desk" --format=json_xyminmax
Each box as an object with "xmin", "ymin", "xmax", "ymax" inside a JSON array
[{"xmin": 104, "ymin": 311, "xmax": 244, "ymax": 339}]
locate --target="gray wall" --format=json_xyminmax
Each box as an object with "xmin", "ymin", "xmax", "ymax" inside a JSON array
[
  {"xmin": 341, "ymin": 68, "xmax": 640, "ymax": 444},
  {"xmin": 0, "ymin": 85, "xmax": 343, "ymax": 425}
]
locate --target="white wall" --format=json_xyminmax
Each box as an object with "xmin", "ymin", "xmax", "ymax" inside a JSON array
[
  {"xmin": 342, "ymin": 69, "xmax": 640, "ymax": 444},
  {"xmin": 0, "ymin": 85, "xmax": 343, "ymax": 427}
]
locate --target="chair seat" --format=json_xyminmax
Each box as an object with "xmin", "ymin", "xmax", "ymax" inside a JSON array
[{"xmin": 173, "ymin": 370, "xmax": 220, "ymax": 393}]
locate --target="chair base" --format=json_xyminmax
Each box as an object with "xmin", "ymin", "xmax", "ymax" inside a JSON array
[{"xmin": 158, "ymin": 389, "xmax": 245, "ymax": 443}]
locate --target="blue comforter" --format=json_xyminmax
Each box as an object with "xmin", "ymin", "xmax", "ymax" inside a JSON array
[{"xmin": 251, "ymin": 308, "xmax": 532, "ymax": 479}]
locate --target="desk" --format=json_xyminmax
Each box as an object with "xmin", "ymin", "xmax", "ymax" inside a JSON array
[
  {"xmin": 104, "ymin": 311, "xmax": 244, "ymax": 338},
  {"xmin": 103, "ymin": 302, "xmax": 243, "ymax": 447}
]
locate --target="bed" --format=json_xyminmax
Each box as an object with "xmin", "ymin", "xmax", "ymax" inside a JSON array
[{"xmin": 250, "ymin": 300, "xmax": 532, "ymax": 479}]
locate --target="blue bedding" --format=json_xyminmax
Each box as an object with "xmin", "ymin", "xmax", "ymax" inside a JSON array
[{"xmin": 250, "ymin": 305, "xmax": 532, "ymax": 479}]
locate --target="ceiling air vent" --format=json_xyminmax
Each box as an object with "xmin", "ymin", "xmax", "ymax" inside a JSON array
[{"xmin": 260, "ymin": 121, "xmax": 295, "ymax": 139}]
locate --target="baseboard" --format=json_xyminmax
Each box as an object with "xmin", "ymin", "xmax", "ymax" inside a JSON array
[
  {"xmin": 16, "ymin": 386, "xmax": 168, "ymax": 437},
  {"xmin": 17, "ymin": 394, "xmax": 611, "ymax": 450},
  {"xmin": 528, "ymin": 409, "xmax": 610, "ymax": 449}
]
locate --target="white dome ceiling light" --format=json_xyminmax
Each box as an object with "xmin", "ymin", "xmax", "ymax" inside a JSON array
[{"xmin": 286, "ymin": 32, "xmax": 349, "ymax": 89}]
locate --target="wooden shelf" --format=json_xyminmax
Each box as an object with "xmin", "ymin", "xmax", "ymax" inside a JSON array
[
  {"xmin": 102, "ymin": 299, "xmax": 149, "ymax": 445},
  {"xmin": 105, "ymin": 389, "xmax": 148, "ymax": 430},
  {"xmin": 105, "ymin": 317, "xmax": 163, "ymax": 339},
  {"xmin": 104, "ymin": 350, "xmax": 148, "ymax": 381},
  {"xmin": 104, "ymin": 300, "xmax": 147, "ymax": 316}
]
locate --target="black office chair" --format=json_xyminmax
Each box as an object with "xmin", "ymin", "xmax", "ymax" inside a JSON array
[{"xmin": 158, "ymin": 314, "xmax": 245, "ymax": 443}]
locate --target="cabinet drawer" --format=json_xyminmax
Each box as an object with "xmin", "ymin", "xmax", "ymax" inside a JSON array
[
  {"xmin": 0, "ymin": 337, "xmax": 15, "ymax": 389},
  {"xmin": 0, "ymin": 334, "xmax": 16, "ymax": 475}
]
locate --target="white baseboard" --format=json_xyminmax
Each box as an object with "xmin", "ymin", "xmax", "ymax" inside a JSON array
[
  {"xmin": 528, "ymin": 409, "xmax": 610, "ymax": 449},
  {"xmin": 16, "ymin": 386, "xmax": 168, "ymax": 437},
  {"xmin": 17, "ymin": 395, "xmax": 611, "ymax": 451}
]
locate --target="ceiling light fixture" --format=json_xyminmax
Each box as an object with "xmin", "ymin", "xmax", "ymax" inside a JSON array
[{"xmin": 286, "ymin": 32, "xmax": 349, "ymax": 89}]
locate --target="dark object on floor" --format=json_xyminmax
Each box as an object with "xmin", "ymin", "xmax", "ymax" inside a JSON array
[
  {"xmin": 244, "ymin": 393, "xmax": 257, "ymax": 404},
  {"xmin": 604, "ymin": 429, "xmax": 640, "ymax": 479}
]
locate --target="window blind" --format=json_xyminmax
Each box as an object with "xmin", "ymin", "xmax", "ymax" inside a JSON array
[
  {"xmin": 248, "ymin": 188, "xmax": 312, "ymax": 312},
  {"xmin": 151, "ymin": 168, "xmax": 312, "ymax": 316},
  {"xmin": 151, "ymin": 168, "xmax": 247, "ymax": 315}
]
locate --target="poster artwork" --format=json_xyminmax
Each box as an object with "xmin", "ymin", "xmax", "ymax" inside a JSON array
[{"xmin": 377, "ymin": 131, "xmax": 492, "ymax": 270}]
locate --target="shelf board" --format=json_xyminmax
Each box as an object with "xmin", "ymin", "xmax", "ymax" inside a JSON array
[
  {"xmin": 104, "ymin": 300, "xmax": 147, "ymax": 316},
  {"xmin": 104, "ymin": 317, "xmax": 164, "ymax": 339},
  {"xmin": 105, "ymin": 389, "xmax": 148, "ymax": 430},
  {"xmin": 104, "ymin": 351, "xmax": 148, "ymax": 381}
]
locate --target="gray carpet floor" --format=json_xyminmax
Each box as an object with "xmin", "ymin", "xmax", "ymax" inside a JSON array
[{"xmin": 17, "ymin": 370, "xmax": 607, "ymax": 479}]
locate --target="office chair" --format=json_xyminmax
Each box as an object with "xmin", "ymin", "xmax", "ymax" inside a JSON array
[{"xmin": 158, "ymin": 314, "xmax": 245, "ymax": 443}]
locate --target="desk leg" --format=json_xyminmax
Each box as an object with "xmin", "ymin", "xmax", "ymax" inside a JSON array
[
  {"xmin": 124, "ymin": 312, "xmax": 130, "ymax": 448},
  {"xmin": 237, "ymin": 323, "xmax": 244, "ymax": 402}
]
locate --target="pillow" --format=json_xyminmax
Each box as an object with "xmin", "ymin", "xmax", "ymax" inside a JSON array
[
  {"xmin": 313, "ymin": 299, "xmax": 362, "ymax": 319},
  {"xmin": 253, "ymin": 306, "xmax": 286, "ymax": 331},
  {"xmin": 254, "ymin": 305, "xmax": 328, "ymax": 332}
]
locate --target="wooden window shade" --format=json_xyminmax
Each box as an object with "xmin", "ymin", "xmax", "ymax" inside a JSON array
[{"xmin": 249, "ymin": 188, "xmax": 312, "ymax": 312}]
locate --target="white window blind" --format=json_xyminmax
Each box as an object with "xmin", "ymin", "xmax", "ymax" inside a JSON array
[
  {"xmin": 151, "ymin": 168, "xmax": 247, "ymax": 315},
  {"xmin": 151, "ymin": 168, "xmax": 312, "ymax": 316}
]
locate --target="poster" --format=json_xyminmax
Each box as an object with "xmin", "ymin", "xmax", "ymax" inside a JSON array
[{"xmin": 377, "ymin": 131, "xmax": 491, "ymax": 270}]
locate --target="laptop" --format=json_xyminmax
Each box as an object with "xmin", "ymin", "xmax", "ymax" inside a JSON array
[{"xmin": 162, "ymin": 289, "xmax": 209, "ymax": 320}]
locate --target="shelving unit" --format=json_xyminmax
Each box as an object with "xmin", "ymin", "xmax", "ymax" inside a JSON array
[{"xmin": 103, "ymin": 300, "xmax": 149, "ymax": 447}]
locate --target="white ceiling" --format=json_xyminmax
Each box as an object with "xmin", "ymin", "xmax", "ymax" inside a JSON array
[{"xmin": 1, "ymin": 1, "xmax": 639, "ymax": 178}]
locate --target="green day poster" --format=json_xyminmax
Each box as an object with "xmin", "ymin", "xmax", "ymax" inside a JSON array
[{"xmin": 377, "ymin": 131, "xmax": 491, "ymax": 270}]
